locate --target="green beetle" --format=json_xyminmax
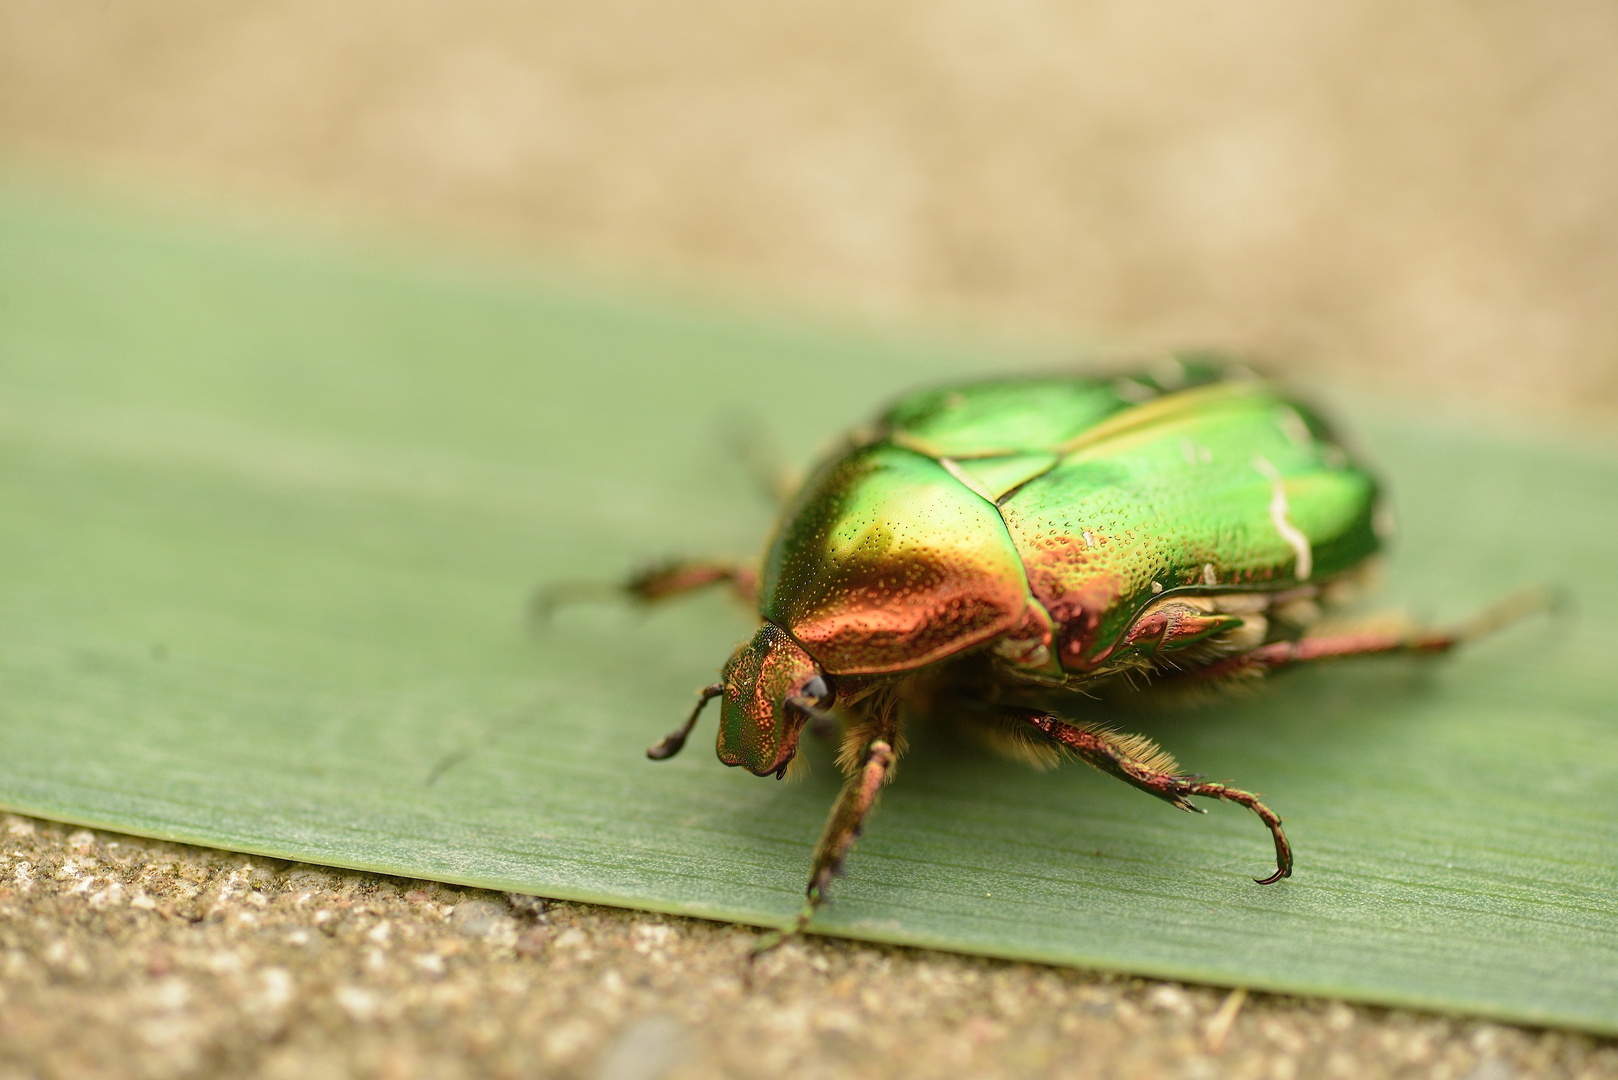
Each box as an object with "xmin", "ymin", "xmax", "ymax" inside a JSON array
[{"xmin": 557, "ymin": 357, "xmax": 1533, "ymax": 939}]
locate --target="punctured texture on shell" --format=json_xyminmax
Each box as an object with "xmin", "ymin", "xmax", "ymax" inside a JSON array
[
  {"xmin": 716, "ymin": 624, "xmax": 817, "ymax": 775},
  {"xmin": 997, "ymin": 380, "xmax": 1379, "ymax": 670},
  {"xmin": 759, "ymin": 443, "xmax": 1033, "ymax": 674}
]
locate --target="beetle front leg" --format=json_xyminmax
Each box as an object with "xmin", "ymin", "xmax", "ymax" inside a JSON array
[
  {"xmin": 1011, "ymin": 710, "xmax": 1292, "ymax": 885},
  {"xmin": 808, "ymin": 736, "xmax": 899, "ymax": 903},
  {"xmin": 753, "ymin": 707, "xmax": 904, "ymax": 956}
]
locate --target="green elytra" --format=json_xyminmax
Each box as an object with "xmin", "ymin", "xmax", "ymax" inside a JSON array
[
  {"xmin": 719, "ymin": 361, "xmax": 1377, "ymax": 776},
  {"xmin": 549, "ymin": 357, "xmax": 1536, "ymax": 948}
]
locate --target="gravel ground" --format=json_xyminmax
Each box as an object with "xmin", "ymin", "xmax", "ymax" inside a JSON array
[{"xmin": 3, "ymin": 814, "xmax": 1614, "ymax": 1080}]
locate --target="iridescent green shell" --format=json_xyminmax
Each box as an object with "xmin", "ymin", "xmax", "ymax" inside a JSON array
[
  {"xmin": 759, "ymin": 442, "xmax": 1034, "ymax": 674},
  {"xmin": 758, "ymin": 361, "xmax": 1382, "ymax": 679}
]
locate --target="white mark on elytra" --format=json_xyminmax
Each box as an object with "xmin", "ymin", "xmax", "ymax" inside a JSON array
[
  {"xmin": 938, "ymin": 459, "xmax": 996, "ymax": 505},
  {"xmin": 1253, "ymin": 455, "xmax": 1313, "ymax": 580},
  {"xmin": 1150, "ymin": 581, "xmax": 1164, "ymax": 594},
  {"xmin": 1276, "ymin": 406, "xmax": 1312, "ymax": 449},
  {"xmin": 938, "ymin": 457, "xmax": 997, "ymax": 503},
  {"xmin": 1082, "ymin": 531, "xmax": 1096, "ymax": 549},
  {"xmin": 1202, "ymin": 563, "xmax": 1218, "ymax": 587}
]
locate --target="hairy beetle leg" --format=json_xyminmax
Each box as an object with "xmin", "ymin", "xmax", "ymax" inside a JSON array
[
  {"xmin": 531, "ymin": 559, "xmax": 757, "ymax": 621},
  {"xmin": 1014, "ymin": 711, "xmax": 1292, "ymax": 885},
  {"xmin": 753, "ymin": 724, "xmax": 903, "ymax": 959},
  {"xmin": 809, "ymin": 737, "xmax": 898, "ymax": 902}
]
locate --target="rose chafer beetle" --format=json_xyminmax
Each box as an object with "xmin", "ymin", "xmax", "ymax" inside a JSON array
[{"xmin": 550, "ymin": 356, "xmax": 1538, "ymax": 941}]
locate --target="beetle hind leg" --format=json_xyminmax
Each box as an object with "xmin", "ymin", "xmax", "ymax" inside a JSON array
[
  {"xmin": 1165, "ymin": 585, "xmax": 1561, "ymax": 688},
  {"xmin": 1010, "ymin": 709, "xmax": 1292, "ymax": 885}
]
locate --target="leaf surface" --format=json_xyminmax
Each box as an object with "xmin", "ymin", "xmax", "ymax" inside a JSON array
[{"xmin": 2, "ymin": 187, "xmax": 1614, "ymax": 1031}]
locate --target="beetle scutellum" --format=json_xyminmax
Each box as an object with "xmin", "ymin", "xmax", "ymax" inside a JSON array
[{"xmin": 547, "ymin": 357, "xmax": 1542, "ymax": 945}]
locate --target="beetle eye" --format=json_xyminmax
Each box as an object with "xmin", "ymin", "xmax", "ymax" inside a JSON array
[{"xmin": 801, "ymin": 675, "xmax": 834, "ymax": 708}]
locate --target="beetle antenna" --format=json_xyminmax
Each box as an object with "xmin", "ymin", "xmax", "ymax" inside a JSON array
[{"xmin": 647, "ymin": 683, "xmax": 724, "ymax": 760}]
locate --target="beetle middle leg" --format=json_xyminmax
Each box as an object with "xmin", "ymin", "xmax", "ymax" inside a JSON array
[{"xmin": 1006, "ymin": 708, "xmax": 1292, "ymax": 885}]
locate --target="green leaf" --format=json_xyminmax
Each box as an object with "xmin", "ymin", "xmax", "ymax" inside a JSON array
[{"xmin": 2, "ymin": 184, "xmax": 1615, "ymax": 1033}]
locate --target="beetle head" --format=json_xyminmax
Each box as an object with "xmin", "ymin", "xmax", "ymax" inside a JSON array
[{"xmin": 718, "ymin": 624, "xmax": 834, "ymax": 777}]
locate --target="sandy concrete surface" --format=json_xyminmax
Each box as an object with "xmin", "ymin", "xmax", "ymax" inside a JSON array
[
  {"xmin": 3, "ymin": 814, "xmax": 1613, "ymax": 1080},
  {"xmin": 2, "ymin": 4, "xmax": 1617, "ymax": 1077}
]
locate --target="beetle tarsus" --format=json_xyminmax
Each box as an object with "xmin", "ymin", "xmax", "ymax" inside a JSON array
[
  {"xmin": 646, "ymin": 683, "xmax": 724, "ymax": 761},
  {"xmin": 1177, "ymin": 779, "xmax": 1293, "ymax": 885},
  {"xmin": 1451, "ymin": 583, "xmax": 1562, "ymax": 644},
  {"xmin": 528, "ymin": 580, "xmax": 622, "ymax": 624},
  {"xmin": 748, "ymin": 898, "xmax": 818, "ymax": 962}
]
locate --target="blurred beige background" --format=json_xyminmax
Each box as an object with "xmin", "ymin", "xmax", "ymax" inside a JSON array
[{"xmin": 4, "ymin": 0, "xmax": 1617, "ymax": 416}]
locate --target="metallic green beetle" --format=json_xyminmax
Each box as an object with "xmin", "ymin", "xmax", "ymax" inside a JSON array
[{"xmin": 567, "ymin": 357, "xmax": 1528, "ymax": 937}]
